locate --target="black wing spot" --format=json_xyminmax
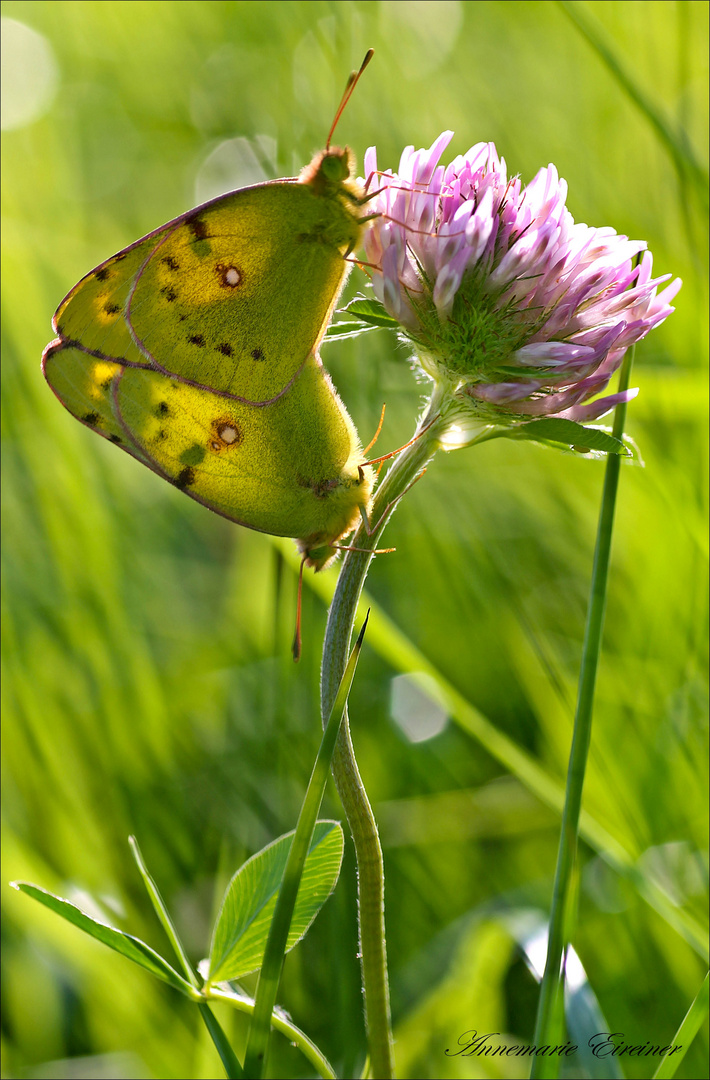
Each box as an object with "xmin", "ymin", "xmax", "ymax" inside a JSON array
[
  {"xmin": 178, "ymin": 314, "xmax": 187, "ymax": 322},
  {"xmin": 188, "ymin": 334, "xmax": 206, "ymax": 347},
  {"xmin": 103, "ymin": 302, "xmax": 120, "ymax": 315},
  {"xmin": 176, "ymin": 466, "xmax": 196, "ymax": 489},
  {"xmin": 95, "ymin": 268, "xmax": 110, "ymax": 282},
  {"xmin": 217, "ymin": 343, "xmax": 234, "ymax": 357},
  {"xmin": 186, "ymin": 216, "xmax": 209, "ymax": 240},
  {"xmin": 251, "ymin": 347, "xmax": 265, "ymax": 361},
  {"xmin": 161, "ymin": 256, "xmax": 180, "ymax": 271},
  {"xmin": 298, "ymin": 476, "xmax": 339, "ymax": 499},
  {"xmin": 109, "ymin": 434, "xmax": 123, "ymax": 444},
  {"xmin": 160, "ymin": 287, "xmax": 177, "ymax": 302},
  {"xmin": 155, "ymin": 401, "xmax": 170, "ymax": 416},
  {"xmin": 101, "ymin": 377, "xmax": 114, "ymax": 390},
  {"xmin": 82, "ymin": 412, "xmax": 101, "ymax": 425}
]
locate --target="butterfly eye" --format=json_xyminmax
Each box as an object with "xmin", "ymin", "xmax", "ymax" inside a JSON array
[{"xmin": 320, "ymin": 152, "xmax": 350, "ymax": 183}]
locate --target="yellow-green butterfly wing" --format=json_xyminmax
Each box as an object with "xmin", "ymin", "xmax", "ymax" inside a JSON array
[
  {"xmin": 43, "ymin": 340, "xmax": 370, "ymax": 550},
  {"xmin": 43, "ymin": 148, "xmax": 375, "ymax": 568},
  {"xmin": 52, "ymin": 166, "xmax": 363, "ymax": 403}
]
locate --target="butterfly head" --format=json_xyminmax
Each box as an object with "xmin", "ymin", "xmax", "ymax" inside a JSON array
[
  {"xmin": 300, "ymin": 539, "xmax": 341, "ymax": 572},
  {"xmin": 319, "ymin": 147, "xmax": 352, "ymax": 183},
  {"xmin": 299, "ymin": 146, "xmax": 364, "ymax": 204}
]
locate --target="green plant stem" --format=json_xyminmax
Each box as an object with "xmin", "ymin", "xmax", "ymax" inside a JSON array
[
  {"xmin": 198, "ymin": 1003, "xmax": 245, "ymax": 1080},
  {"xmin": 242, "ymin": 615, "xmax": 369, "ymax": 1078},
  {"xmin": 208, "ymin": 987, "xmax": 337, "ymax": 1079},
  {"xmin": 320, "ymin": 389, "xmax": 447, "ymax": 1080},
  {"xmin": 530, "ymin": 347, "xmax": 636, "ymax": 1078}
]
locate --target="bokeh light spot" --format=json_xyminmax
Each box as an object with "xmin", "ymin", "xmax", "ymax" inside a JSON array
[
  {"xmin": 194, "ymin": 136, "xmax": 277, "ymax": 204},
  {"xmin": 1, "ymin": 17, "xmax": 59, "ymax": 131},
  {"xmin": 379, "ymin": 1, "xmax": 463, "ymax": 76},
  {"xmin": 390, "ymin": 672, "xmax": 449, "ymax": 743}
]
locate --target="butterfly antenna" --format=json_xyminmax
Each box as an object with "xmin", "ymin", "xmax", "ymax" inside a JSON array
[
  {"xmin": 363, "ymin": 403, "xmax": 386, "ymax": 456},
  {"xmin": 326, "ymin": 48, "xmax": 374, "ymax": 150},
  {"xmin": 292, "ymin": 555, "xmax": 306, "ymax": 662}
]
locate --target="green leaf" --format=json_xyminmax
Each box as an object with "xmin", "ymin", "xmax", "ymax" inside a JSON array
[
  {"xmin": 323, "ymin": 320, "xmax": 379, "ymax": 341},
  {"xmin": 11, "ymin": 881, "xmax": 196, "ymax": 997},
  {"xmin": 341, "ymin": 296, "xmax": 400, "ymax": 328},
  {"xmin": 207, "ymin": 821, "xmax": 344, "ymax": 984},
  {"xmin": 620, "ymin": 431, "xmax": 645, "ymax": 466},
  {"xmin": 129, "ymin": 835, "xmax": 199, "ymax": 989},
  {"xmin": 510, "ymin": 418, "xmax": 629, "ymax": 455}
]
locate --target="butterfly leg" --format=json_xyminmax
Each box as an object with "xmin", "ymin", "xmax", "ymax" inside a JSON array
[{"xmin": 362, "ymin": 468, "xmax": 428, "ymax": 536}]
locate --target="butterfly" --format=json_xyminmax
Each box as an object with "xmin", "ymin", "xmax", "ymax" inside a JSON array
[{"xmin": 42, "ymin": 54, "xmax": 377, "ymax": 593}]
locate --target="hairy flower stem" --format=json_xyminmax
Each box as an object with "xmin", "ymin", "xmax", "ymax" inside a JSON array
[
  {"xmin": 320, "ymin": 387, "xmax": 447, "ymax": 1080},
  {"xmin": 530, "ymin": 347, "xmax": 636, "ymax": 1079}
]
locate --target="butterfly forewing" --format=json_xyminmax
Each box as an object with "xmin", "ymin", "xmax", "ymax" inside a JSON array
[
  {"xmin": 53, "ymin": 236, "xmax": 169, "ymax": 368},
  {"xmin": 55, "ymin": 182, "xmax": 358, "ymax": 405}
]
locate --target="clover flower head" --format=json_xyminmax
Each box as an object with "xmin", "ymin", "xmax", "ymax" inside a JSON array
[{"xmin": 362, "ymin": 132, "xmax": 681, "ymax": 427}]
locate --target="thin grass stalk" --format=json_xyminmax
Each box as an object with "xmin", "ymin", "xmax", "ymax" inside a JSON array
[
  {"xmin": 530, "ymin": 344, "xmax": 636, "ymax": 1077},
  {"xmin": 208, "ymin": 987, "xmax": 337, "ymax": 1079}
]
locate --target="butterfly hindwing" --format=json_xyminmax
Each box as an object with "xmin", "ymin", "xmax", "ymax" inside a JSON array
[
  {"xmin": 114, "ymin": 353, "xmax": 368, "ymax": 539},
  {"xmin": 42, "ymin": 340, "xmax": 153, "ymax": 468},
  {"xmin": 45, "ymin": 340, "xmax": 371, "ymax": 543}
]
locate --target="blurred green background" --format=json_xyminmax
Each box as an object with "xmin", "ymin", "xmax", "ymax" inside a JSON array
[{"xmin": 2, "ymin": 2, "xmax": 708, "ymax": 1078}]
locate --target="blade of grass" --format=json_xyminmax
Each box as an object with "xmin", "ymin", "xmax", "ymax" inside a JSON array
[
  {"xmin": 652, "ymin": 971, "xmax": 710, "ymax": 1080},
  {"xmin": 530, "ymin": 344, "xmax": 637, "ymax": 1079},
  {"xmin": 11, "ymin": 881, "xmax": 197, "ymax": 997},
  {"xmin": 241, "ymin": 612, "xmax": 370, "ymax": 1079}
]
